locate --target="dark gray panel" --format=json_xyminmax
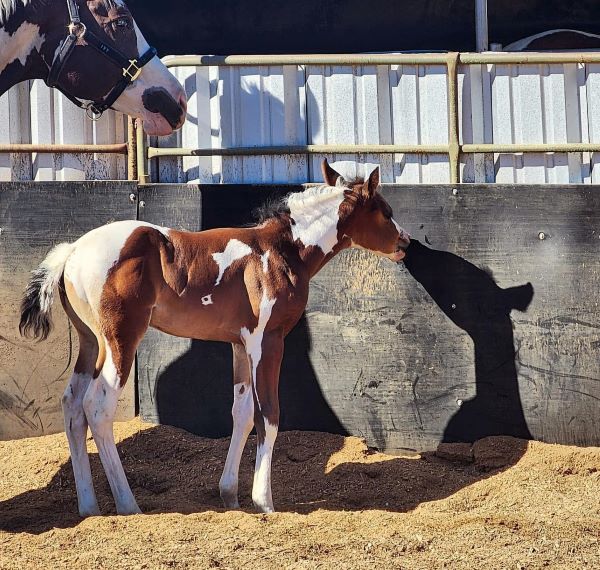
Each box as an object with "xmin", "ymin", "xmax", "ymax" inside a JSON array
[
  {"xmin": 137, "ymin": 183, "xmax": 600, "ymax": 451},
  {"xmin": 0, "ymin": 181, "xmax": 137, "ymax": 440}
]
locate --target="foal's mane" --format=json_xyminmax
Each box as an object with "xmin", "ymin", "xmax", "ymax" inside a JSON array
[{"xmin": 253, "ymin": 182, "xmax": 365, "ymax": 225}]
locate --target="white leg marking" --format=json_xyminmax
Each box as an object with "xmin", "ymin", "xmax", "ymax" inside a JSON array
[
  {"xmin": 212, "ymin": 239, "xmax": 253, "ymax": 286},
  {"xmin": 62, "ymin": 372, "xmax": 100, "ymax": 517},
  {"xmin": 201, "ymin": 294, "xmax": 213, "ymax": 305},
  {"xmin": 260, "ymin": 250, "xmax": 270, "ymax": 273},
  {"xmin": 240, "ymin": 291, "xmax": 277, "ymax": 405},
  {"xmin": 83, "ymin": 346, "xmax": 141, "ymax": 516},
  {"xmin": 219, "ymin": 382, "xmax": 254, "ymax": 509},
  {"xmin": 252, "ymin": 420, "xmax": 278, "ymax": 513},
  {"xmin": 287, "ymin": 185, "xmax": 346, "ymax": 254},
  {"xmin": 0, "ymin": 22, "xmax": 43, "ymax": 75}
]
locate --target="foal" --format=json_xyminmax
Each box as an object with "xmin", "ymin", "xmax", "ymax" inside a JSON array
[{"xmin": 20, "ymin": 159, "xmax": 410, "ymax": 516}]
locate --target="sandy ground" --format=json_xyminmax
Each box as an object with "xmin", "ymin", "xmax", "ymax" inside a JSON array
[{"xmin": 0, "ymin": 419, "xmax": 599, "ymax": 569}]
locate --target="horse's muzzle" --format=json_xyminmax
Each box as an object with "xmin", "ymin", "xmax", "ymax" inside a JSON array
[{"xmin": 142, "ymin": 87, "xmax": 187, "ymax": 130}]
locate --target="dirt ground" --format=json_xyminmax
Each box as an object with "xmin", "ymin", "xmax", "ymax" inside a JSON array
[{"xmin": 0, "ymin": 420, "xmax": 598, "ymax": 569}]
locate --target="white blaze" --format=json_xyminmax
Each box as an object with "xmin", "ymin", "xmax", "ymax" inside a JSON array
[{"xmin": 212, "ymin": 239, "xmax": 252, "ymax": 286}]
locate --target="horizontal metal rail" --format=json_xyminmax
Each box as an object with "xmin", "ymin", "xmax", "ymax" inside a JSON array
[
  {"xmin": 148, "ymin": 144, "xmax": 451, "ymax": 159},
  {"xmin": 462, "ymin": 143, "xmax": 600, "ymax": 153},
  {"xmin": 0, "ymin": 143, "xmax": 128, "ymax": 154},
  {"xmin": 163, "ymin": 52, "xmax": 600, "ymax": 68}
]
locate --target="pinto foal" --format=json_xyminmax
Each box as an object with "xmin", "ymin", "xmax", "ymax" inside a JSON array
[{"xmin": 20, "ymin": 160, "xmax": 410, "ymax": 516}]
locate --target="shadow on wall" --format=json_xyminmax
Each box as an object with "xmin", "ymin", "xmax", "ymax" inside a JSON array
[
  {"xmin": 404, "ymin": 240, "xmax": 534, "ymax": 443},
  {"xmin": 155, "ymin": 314, "xmax": 348, "ymax": 437}
]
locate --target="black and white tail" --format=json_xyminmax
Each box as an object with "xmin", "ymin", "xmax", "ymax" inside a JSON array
[{"xmin": 19, "ymin": 243, "xmax": 76, "ymax": 341}]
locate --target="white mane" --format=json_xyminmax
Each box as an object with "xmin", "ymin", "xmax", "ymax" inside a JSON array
[
  {"xmin": 286, "ymin": 184, "xmax": 346, "ymax": 211},
  {"xmin": 0, "ymin": 0, "xmax": 34, "ymax": 25}
]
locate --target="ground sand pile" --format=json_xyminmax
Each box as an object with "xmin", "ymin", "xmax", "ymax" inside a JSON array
[{"xmin": 0, "ymin": 419, "xmax": 598, "ymax": 569}]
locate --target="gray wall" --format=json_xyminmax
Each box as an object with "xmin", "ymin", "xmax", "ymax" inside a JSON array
[
  {"xmin": 138, "ymin": 183, "xmax": 600, "ymax": 452},
  {"xmin": 2, "ymin": 182, "xmax": 599, "ymax": 450},
  {"xmin": 0, "ymin": 182, "xmax": 137, "ymax": 441}
]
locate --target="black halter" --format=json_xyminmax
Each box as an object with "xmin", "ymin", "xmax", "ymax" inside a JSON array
[{"xmin": 47, "ymin": 0, "xmax": 157, "ymax": 119}]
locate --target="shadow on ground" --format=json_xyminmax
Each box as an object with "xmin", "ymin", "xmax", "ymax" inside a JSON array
[{"xmin": 0, "ymin": 424, "xmax": 528, "ymax": 535}]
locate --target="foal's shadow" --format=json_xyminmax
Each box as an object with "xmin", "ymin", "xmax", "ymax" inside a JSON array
[
  {"xmin": 0, "ymin": 424, "xmax": 528, "ymax": 535},
  {"xmin": 403, "ymin": 240, "xmax": 534, "ymax": 442}
]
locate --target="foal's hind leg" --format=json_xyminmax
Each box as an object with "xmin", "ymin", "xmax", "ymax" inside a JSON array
[
  {"xmin": 60, "ymin": 295, "xmax": 100, "ymax": 516},
  {"xmin": 83, "ymin": 325, "xmax": 147, "ymax": 515},
  {"xmin": 219, "ymin": 342, "xmax": 254, "ymax": 509}
]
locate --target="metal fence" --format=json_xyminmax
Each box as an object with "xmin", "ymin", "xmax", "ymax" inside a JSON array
[
  {"xmin": 3, "ymin": 52, "xmax": 600, "ymax": 184},
  {"xmin": 146, "ymin": 52, "xmax": 600, "ymax": 185}
]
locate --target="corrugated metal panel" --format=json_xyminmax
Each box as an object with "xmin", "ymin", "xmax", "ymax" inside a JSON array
[
  {"xmin": 3, "ymin": 61, "xmax": 600, "ymax": 184},
  {"xmin": 0, "ymin": 81, "xmax": 128, "ymax": 182},
  {"xmin": 154, "ymin": 60, "xmax": 600, "ymax": 184}
]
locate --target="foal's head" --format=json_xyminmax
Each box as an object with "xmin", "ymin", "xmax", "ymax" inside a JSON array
[{"xmin": 322, "ymin": 159, "xmax": 410, "ymax": 262}]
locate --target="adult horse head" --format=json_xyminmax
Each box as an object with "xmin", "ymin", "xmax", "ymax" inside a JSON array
[{"xmin": 0, "ymin": 0, "xmax": 186, "ymax": 135}]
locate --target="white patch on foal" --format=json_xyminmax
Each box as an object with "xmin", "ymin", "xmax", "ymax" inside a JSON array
[
  {"xmin": 240, "ymin": 290, "xmax": 276, "ymax": 410},
  {"xmin": 201, "ymin": 294, "xmax": 213, "ymax": 306},
  {"xmin": 288, "ymin": 185, "xmax": 346, "ymax": 255},
  {"xmin": 260, "ymin": 250, "xmax": 270, "ymax": 273},
  {"xmin": 252, "ymin": 420, "xmax": 278, "ymax": 513},
  {"xmin": 0, "ymin": 21, "xmax": 44, "ymax": 75},
  {"xmin": 212, "ymin": 239, "xmax": 252, "ymax": 286},
  {"xmin": 64, "ymin": 220, "xmax": 168, "ymax": 314}
]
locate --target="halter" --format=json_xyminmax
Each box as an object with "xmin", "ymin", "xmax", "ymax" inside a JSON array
[{"xmin": 47, "ymin": 0, "xmax": 157, "ymax": 119}]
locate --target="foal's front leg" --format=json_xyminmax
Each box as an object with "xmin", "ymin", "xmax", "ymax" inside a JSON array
[
  {"xmin": 219, "ymin": 343, "xmax": 254, "ymax": 509},
  {"xmin": 249, "ymin": 331, "xmax": 284, "ymax": 513}
]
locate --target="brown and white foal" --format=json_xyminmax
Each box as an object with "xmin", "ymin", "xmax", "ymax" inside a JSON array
[{"xmin": 20, "ymin": 159, "xmax": 410, "ymax": 516}]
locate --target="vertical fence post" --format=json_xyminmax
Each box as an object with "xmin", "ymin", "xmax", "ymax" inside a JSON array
[
  {"xmin": 475, "ymin": 0, "xmax": 489, "ymax": 52},
  {"xmin": 127, "ymin": 117, "xmax": 137, "ymax": 181},
  {"xmin": 136, "ymin": 120, "xmax": 148, "ymax": 184},
  {"xmin": 446, "ymin": 52, "xmax": 460, "ymax": 184}
]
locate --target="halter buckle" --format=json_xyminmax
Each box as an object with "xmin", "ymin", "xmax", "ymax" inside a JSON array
[
  {"xmin": 67, "ymin": 21, "xmax": 87, "ymax": 39},
  {"xmin": 85, "ymin": 103, "xmax": 103, "ymax": 121},
  {"xmin": 122, "ymin": 59, "xmax": 143, "ymax": 82}
]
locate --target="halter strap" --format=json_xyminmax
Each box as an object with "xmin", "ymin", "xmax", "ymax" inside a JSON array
[{"xmin": 47, "ymin": 0, "xmax": 157, "ymax": 119}]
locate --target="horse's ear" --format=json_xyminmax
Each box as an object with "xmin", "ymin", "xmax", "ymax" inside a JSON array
[
  {"xmin": 362, "ymin": 166, "xmax": 380, "ymax": 198},
  {"xmin": 321, "ymin": 158, "xmax": 342, "ymax": 186}
]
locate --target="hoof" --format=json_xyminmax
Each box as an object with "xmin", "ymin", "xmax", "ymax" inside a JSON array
[
  {"xmin": 220, "ymin": 489, "xmax": 240, "ymax": 510},
  {"xmin": 117, "ymin": 504, "xmax": 142, "ymax": 516},
  {"xmin": 79, "ymin": 505, "xmax": 101, "ymax": 518}
]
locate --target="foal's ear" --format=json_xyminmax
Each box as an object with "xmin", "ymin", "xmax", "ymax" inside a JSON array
[
  {"xmin": 362, "ymin": 166, "xmax": 380, "ymax": 198},
  {"xmin": 321, "ymin": 158, "xmax": 343, "ymax": 186}
]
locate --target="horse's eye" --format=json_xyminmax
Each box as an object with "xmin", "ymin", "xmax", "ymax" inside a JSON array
[{"xmin": 114, "ymin": 17, "xmax": 132, "ymax": 30}]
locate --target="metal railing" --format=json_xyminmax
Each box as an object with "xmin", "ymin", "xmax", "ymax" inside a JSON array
[
  {"xmin": 141, "ymin": 51, "xmax": 600, "ymax": 184},
  {"xmin": 3, "ymin": 52, "xmax": 600, "ymax": 184},
  {"xmin": 0, "ymin": 117, "xmax": 139, "ymax": 180}
]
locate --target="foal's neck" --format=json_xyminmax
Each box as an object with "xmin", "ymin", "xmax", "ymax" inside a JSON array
[
  {"xmin": 0, "ymin": 0, "xmax": 60, "ymax": 95},
  {"xmin": 285, "ymin": 185, "xmax": 350, "ymax": 277}
]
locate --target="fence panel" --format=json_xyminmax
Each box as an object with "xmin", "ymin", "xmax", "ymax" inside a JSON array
[
  {"xmin": 0, "ymin": 82, "xmax": 128, "ymax": 182},
  {"xmin": 136, "ymin": 183, "xmax": 600, "ymax": 452},
  {"xmin": 0, "ymin": 182, "xmax": 137, "ymax": 441}
]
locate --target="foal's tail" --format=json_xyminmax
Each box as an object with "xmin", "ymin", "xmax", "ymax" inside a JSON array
[{"xmin": 19, "ymin": 242, "xmax": 76, "ymax": 341}]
